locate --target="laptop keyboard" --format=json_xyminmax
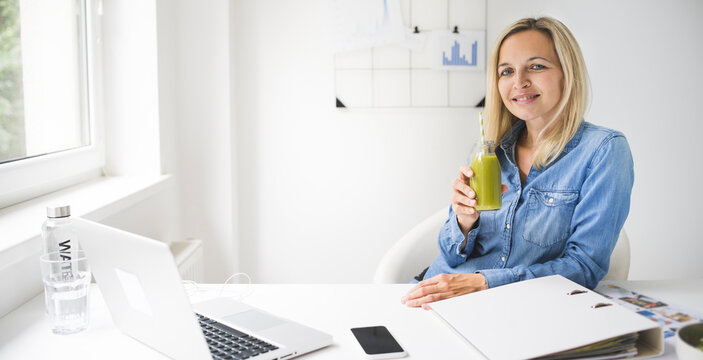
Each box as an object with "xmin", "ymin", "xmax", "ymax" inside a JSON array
[{"xmin": 197, "ymin": 313, "xmax": 279, "ymax": 360}]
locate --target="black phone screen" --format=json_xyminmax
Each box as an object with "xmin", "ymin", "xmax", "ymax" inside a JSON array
[{"xmin": 350, "ymin": 326, "xmax": 404, "ymax": 355}]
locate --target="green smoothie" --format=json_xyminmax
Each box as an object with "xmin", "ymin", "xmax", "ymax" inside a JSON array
[{"xmin": 470, "ymin": 141, "xmax": 502, "ymax": 211}]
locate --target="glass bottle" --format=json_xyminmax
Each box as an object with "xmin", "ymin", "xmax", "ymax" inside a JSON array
[
  {"xmin": 470, "ymin": 141, "xmax": 502, "ymax": 211},
  {"xmin": 42, "ymin": 205, "xmax": 76, "ymax": 257}
]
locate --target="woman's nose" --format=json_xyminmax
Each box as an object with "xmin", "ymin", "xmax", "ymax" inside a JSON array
[{"xmin": 513, "ymin": 71, "xmax": 531, "ymax": 89}]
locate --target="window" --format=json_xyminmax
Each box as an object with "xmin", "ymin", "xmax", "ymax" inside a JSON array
[{"xmin": 0, "ymin": 0, "xmax": 102, "ymax": 208}]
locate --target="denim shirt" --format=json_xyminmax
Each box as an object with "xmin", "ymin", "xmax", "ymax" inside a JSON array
[{"xmin": 423, "ymin": 120, "xmax": 634, "ymax": 290}]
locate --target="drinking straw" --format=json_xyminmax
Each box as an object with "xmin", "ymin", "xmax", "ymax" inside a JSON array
[{"xmin": 479, "ymin": 112, "xmax": 484, "ymax": 144}]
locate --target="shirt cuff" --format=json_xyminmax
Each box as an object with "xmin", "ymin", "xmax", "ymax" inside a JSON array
[
  {"xmin": 477, "ymin": 268, "xmax": 518, "ymax": 288},
  {"xmin": 449, "ymin": 215, "xmax": 481, "ymax": 257}
]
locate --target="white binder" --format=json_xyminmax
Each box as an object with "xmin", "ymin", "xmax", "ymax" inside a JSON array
[{"xmin": 429, "ymin": 275, "xmax": 663, "ymax": 360}]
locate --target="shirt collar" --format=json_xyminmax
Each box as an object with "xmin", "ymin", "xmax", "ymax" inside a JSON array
[
  {"xmin": 562, "ymin": 121, "xmax": 585, "ymax": 154},
  {"xmin": 499, "ymin": 120, "xmax": 526, "ymax": 151},
  {"xmin": 499, "ymin": 120, "xmax": 585, "ymax": 156}
]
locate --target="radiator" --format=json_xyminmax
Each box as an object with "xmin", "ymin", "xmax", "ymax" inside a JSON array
[{"xmin": 170, "ymin": 238, "xmax": 204, "ymax": 282}]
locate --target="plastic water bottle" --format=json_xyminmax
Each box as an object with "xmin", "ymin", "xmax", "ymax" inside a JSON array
[{"xmin": 42, "ymin": 205, "xmax": 76, "ymax": 257}]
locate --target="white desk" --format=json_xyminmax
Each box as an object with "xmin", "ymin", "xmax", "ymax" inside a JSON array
[{"xmin": 0, "ymin": 280, "xmax": 701, "ymax": 359}]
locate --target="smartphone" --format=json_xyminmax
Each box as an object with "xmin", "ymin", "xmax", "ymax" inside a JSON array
[{"xmin": 350, "ymin": 326, "xmax": 407, "ymax": 359}]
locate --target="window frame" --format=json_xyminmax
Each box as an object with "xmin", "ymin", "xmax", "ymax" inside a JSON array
[{"xmin": 0, "ymin": 0, "xmax": 104, "ymax": 209}]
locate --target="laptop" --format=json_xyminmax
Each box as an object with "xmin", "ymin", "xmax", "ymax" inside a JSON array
[{"xmin": 72, "ymin": 218, "xmax": 332, "ymax": 360}]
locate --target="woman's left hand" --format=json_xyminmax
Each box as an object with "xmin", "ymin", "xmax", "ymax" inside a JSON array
[{"xmin": 400, "ymin": 273, "xmax": 488, "ymax": 309}]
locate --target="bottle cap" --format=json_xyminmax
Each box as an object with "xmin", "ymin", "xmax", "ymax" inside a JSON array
[
  {"xmin": 46, "ymin": 205, "xmax": 71, "ymax": 218},
  {"xmin": 486, "ymin": 140, "xmax": 495, "ymax": 153}
]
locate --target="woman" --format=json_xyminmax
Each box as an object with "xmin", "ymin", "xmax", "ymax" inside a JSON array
[{"xmin": 401, "ymin": 17, "xmax": 634, "ymax": 309}]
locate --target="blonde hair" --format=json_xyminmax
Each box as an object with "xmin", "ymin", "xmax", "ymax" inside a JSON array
[{"xmin": 484, "ymin": 17, "xmax": 590, "ymax": 169}]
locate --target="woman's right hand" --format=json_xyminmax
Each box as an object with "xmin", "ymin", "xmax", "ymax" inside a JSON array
[{"xmin": 452, "ymin": 166, "xmax": 480, "ymax": 236}]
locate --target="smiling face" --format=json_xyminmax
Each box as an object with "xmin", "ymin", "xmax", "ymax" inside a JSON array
[{"xmin": 497, "ymin": 30, "xmax": 565, "ymax": 129}]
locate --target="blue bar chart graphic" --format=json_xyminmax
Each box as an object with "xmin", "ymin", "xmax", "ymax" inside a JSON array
[
  {"xmin": 443, "ymin": 40, "xmax": 478, "ymax": 66},
  {"xmin": 382, "ymin": 0, "xmax": 389, "ymax": 23}
]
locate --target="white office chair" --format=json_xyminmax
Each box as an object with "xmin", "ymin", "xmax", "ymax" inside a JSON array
[{"xmin": 372, "ymin": 208, "xmax": 631, "ymax": 284}]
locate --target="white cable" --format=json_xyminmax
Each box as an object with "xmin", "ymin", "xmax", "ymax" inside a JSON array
[
  {"xmin": 218, "ymin": 272, "xmax": 253, "ymax": 300},
  {"xmin": 181, "ymin": 273, "xmax": 253, "ymax": 300},
  {"xmin": 181, "ymin": 280, "xmax": 200, "ymax": 297}
]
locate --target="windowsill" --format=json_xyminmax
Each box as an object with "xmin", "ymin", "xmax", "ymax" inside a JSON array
[{"xmin": 0, "ymin": 174, "xmax": 173, "ymax": 268}]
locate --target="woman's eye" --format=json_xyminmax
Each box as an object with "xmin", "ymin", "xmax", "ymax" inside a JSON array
[
  {"xmin": 531, "ymin": 64, "xmax": 546, "ymax": 70},
  {"xmin": 499, "ymin": 68, "xmax": 513, "ymax": 76}
]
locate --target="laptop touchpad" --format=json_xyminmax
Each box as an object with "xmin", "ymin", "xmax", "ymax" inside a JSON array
[{"xmin": 223, "ymin": 310, "xmax": 285, "ymax": 331}]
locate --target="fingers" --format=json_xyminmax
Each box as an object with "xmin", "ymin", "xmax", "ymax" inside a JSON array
[
  {"xmin": 501, "ymin": 184, "xmax": 509, "ymax": 194},
  {"xmin": 407, "ymin": 293, "xmax": 443, "ymax": 308},
  {"xmin": 401, "ymin": 280, "xmax": 444, "ymax": 308},
  {"xmin": 452, "ymin": 178, "xmax": 475, "ymax": 199},
  {"xmin": 459, "ymin": 166, "xmax": 473, "ymax": 184},
  {"xmin": 451, "ymin": 177, "xmax": 477, "ymax": 217},
  {"xmin": 401, "ymin": 279, "xmax": 434, "ymax": 302},
  {"xmin": 452, "ymin": 201, "xmax": 477, "ymax": 216},
  {"xmin": 451, "ymin": 186, "xmax": 476, "ymax": 208},
  {"xmin": 401, "ymin": 274, "xmax": 486, "ymax": 309},
  {"xmin": 401, "ymin": 275, "xmax": 456, "ymax": 308}
]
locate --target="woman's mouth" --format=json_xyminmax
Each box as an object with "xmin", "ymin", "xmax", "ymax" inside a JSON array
[{"xmin": 512, "ymin": 94, "xmax": 540, "ymax": 104}]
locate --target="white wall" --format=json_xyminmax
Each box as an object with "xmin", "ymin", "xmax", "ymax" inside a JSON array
[
  {"xmin": 170, "ymin": 0, "xmax": 238, "ymax": 282},
  {"xmin": 230, "ymin": 0, "xmax": 703, "ymax": 282},
  {"xmin": 486, "ymin": 0, "xmax": 703, "ymax": 279},
  {"xmin": 232, "ymin": 0, "xmax": 480, "ymax": 283}
]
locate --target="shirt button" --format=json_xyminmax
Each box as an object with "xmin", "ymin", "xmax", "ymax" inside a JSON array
[
  {"xmin": 506, "ymin": 224, "xmax": 511, "ymax": 229},
  {"xmin": 549, "ymin": 198, "xmax": 554, "ymax": 203},
  {"xmin": 501, "ymin": 256, "xmax": 506, "ymax": 262}
]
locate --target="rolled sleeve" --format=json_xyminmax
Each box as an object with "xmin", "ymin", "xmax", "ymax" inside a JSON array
[
  {"xmin": 477, "ymin": 268, "xmax": 518, "ymax": 288},
  {"xmin": 438, "ymin": 205, "xmax": 483, "ymax": 267}
]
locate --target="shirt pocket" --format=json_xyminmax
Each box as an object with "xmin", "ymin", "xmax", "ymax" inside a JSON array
[{"xmin": 522, "ymin": 189, "xmax": 578, "ymax": 247}]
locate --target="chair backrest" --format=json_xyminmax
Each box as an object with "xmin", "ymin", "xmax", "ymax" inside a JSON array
[
  {"xmin": 373, "ymin": 208, "xmax": 631, "ymax": 283},
  {"xmin": 602, "ymin": 229, "xmax": 631, "ymax": 281},
  {"xmin": 372, "ymin": 209, "xmax": 444, "ymax": 284}
]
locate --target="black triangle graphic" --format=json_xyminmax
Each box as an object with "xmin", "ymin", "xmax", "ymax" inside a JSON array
[{"xmin": 336, "ymin": 97, "xmax": 346, "ymax": 108}]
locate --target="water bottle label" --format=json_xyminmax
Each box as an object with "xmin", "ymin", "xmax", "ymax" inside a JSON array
[{"xmin": 59, "ymin": 239, "xmax": 72, "ymax": 259}]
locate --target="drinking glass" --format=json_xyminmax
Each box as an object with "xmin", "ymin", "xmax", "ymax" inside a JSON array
[{"xmin": 39, "ymin": 250, "xmax": 91, "ymax": 334}]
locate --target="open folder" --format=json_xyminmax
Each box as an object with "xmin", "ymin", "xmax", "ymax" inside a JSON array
[{"xmin": 429, "ymin": 275, "xmax": 663, "ymax": 360}]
